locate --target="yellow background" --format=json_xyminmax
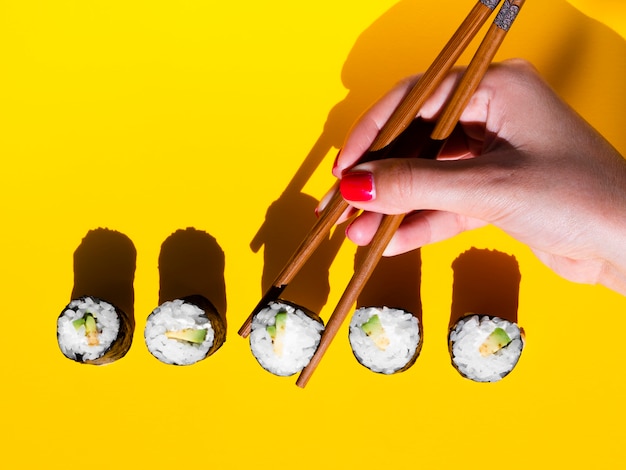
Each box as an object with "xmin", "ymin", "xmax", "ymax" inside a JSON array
[{"xmin": 2, "ymin": 1, "xmax": 626, "ymax": 468}]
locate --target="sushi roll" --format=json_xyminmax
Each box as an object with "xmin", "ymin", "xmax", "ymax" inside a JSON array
[
  {"xmin": 249, "ymin": 300, "xmax": 324, "ymax": 376},
  {"xmin": 448, "ymin": 314, "xmax": 524, "ymax": 382},
  {"xmin": 57, "ymin": 295, "xmax": 134, "ymax": 365},
  {"xmin": 349, "ymin": 306, "xmax": 422, "ymax": 374},
  {"xmin": 144, "ymin": 295, "xmax": 226, "ymax": 366}
]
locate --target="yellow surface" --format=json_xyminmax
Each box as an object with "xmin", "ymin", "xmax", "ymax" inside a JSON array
[{"xmin": 2, "ymin": 1, "xmax": 626, "ymax": 468}]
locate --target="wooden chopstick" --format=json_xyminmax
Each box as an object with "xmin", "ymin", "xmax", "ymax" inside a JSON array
[
  {"xmin": 370, "ymin": 0, "xmax": 504, "ymax": 151},
  {"xmin": 296, "ymin": 0, "xmax": 526, "ymax": 388},
  {"xmin": 238, "ymin": 0, "xmax": 503, "ymax": 338}
]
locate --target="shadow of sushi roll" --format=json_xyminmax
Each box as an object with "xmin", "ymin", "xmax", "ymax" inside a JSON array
[
  {"xmin": 349, "ymin": 306, "xmax": 423, "ymax": 374},
  {"xmin": 144, "ymin": 295, "xmax": 226, "ymax": 366},
  {"xmin": 249, "ymin": 300, "xmax": 324, "ymax": 376},
  {"xmin": 448, "ymin": 314, "xmax": 524, "ymax": 382},
  {"xmin": 57, "ymin": 295, "xmax": 134, "ymax": 365}
]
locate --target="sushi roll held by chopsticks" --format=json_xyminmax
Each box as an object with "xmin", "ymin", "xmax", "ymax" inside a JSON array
[
  {"xmin": 249, "ymin": 300, "xmax": 324, "ymax": 377},
  {"xmin": 144, "ymin": 295, "xmax": 226, "ymax": 366},
  {"xmin": 57, "ymin": 295, "xmax": 134, "ymax": 365},
  {"xmin": 448, "ymin": 314, "xmax": 524, "ymax": 382},
  {"xmin": 349, "ymin": 306, "xmax": 423, "ymax": 375}
]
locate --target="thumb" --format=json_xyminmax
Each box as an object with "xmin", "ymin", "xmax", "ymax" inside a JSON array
[{"xmin": 339, "ymin": 149, "xmax": 519, "ymax": 222}]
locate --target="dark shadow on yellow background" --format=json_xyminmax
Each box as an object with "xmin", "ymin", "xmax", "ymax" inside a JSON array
[
  {"xmin": 251, "ymin": 194, "xmax": 345, "ymax": 315},
  {"xmin": 450, "ymin": 248, "xmax": 521, "ymax": 329},
  {"xmin": 159, "ymin": 228, "xmax": 227, "ymax": 329},
  {"xmin": 252, "ymin": 0, "xmax": 626, "ymax": 316},
  {"xmin": 72, "ymin": 228, "xmax": 136, "ymax": 322},
  {"xmin": 356, "ymin": 249, "xmax": 422, "ymax": 324}
]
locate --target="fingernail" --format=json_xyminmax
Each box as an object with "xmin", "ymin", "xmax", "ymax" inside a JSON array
[
  {"xmin": 316, "ymin": 182, "xmax": 339, "ymax": 216},
  {"xmin": 340, "ymin": 171, "xmax": 374, "ymax": 202},
  {"xmin": 332, "ymin": 149, "xmax": 341, "ymax": 170},
  {"xmin": 332, "ymin": 148, "xmax": 342, "ymax": 177}
]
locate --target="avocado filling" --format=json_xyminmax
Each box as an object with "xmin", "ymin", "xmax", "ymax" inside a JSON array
[
  {"xmin": 72, "ymin": 313, "xmax": 100, "ymax": 346},
  {"xmin": 479, "ymin": 327, "xmax": 512, "ymax": 356},
  {"xmin": 165, "ymin": 328, "xmax": 208, "ymax": 344},
  {"xmin": 267, "ymin": 311, "xmax": 288, "ymax": 356},
  {"xmin": 361, "ymin": 314, "xmax": 390, "ymax": 350}
]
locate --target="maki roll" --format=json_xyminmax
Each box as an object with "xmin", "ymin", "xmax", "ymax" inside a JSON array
[
  {"xmin": 449, "ymin": 314, "xmax": 524, "ymax": 382},
  {"xmin": 249, "ymin": 300, "xmax": 324, "ymax": 376},
  {"xmin": 349, "ymin": 306, "xmax": 422, "ymax": 374},
  {"xmin": 144, "ymin": 295, "xmax": 226, "ymax": 366},
  {"xmin": 57, "ymin": 295, "xmax": 134, "ymax": 365}
]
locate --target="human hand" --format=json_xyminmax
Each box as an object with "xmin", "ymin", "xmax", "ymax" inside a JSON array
[{"xmin": 322, "ymin": 59, "xmax": 626, "ymax": 294}]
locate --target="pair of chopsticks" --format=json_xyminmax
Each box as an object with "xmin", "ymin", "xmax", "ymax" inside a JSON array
[
  {"xmin": 239, "ymin": 0, "xmax": 526, "ymax": 387},
  {"xmin": 297, "ymin": 0, "xmax": 525, "ymax": 388}
]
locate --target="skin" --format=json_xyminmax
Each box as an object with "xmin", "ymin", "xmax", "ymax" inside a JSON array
[{"xmin": 321, "ymin": 59, "xmax": 626, "ymax": 295}]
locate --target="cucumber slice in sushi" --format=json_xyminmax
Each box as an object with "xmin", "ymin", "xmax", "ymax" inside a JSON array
[{"xmin": 165, "ymin": 328, "xmax": 208, "ymax": 344}]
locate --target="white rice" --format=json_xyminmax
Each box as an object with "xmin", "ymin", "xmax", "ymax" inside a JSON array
[
  {"xmin": 144, "ymin": 299, "xmax": 215, "ymax": 366},
  {"xmin": 249, "ymin": 301, "xmax": 324, "ymax": 376},
  {"xmin": 349, "ymin": 306, "xmax": 421, "ymax": 374},
  {"xmin": 449, "ymin": 314, "xmax": 524, "ymax": 382},
  {"xmin": 57, "ymin": 296, "xmax": 121, "ymax": 362}
]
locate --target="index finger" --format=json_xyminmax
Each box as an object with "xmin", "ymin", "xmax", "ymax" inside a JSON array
[
  {"xmin": 333, "ymin": 76, "xmax": 419, "ymax": 178},
  {"xmin": 334, "ymin": 70, "xmax": 466, "ymax": 177}
]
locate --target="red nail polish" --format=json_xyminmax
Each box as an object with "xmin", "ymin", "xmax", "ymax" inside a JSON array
[{"xmin": 340, "ymin": 171, "xmax": 374, "ymax": 202}]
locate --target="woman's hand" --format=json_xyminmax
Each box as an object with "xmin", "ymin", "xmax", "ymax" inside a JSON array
[{"xmin": 324, "ymin": 59, "xmax": 626, "ymax": 294}]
